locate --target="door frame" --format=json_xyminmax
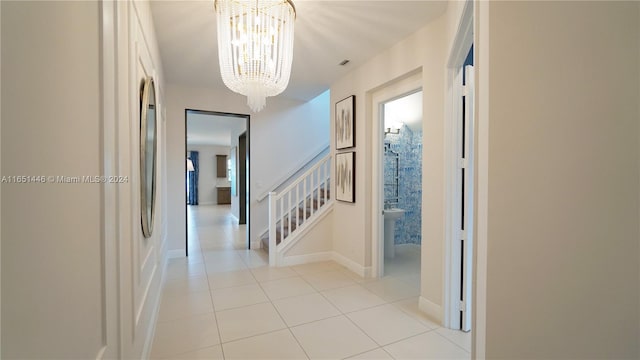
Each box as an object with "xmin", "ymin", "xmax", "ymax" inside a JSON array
[
  {"xmin": 443, "ymin": 0, "xmax": 474, "ymax": 330},
  {"xmin": 370, "ymin": 71, "xmax": 423, "ymax": 278},
  {"xmin": 238, "ymin": 132, "xmax": 248, "ymax": 225},
  {"xmin": 184, "ymin": 109, "xmax": 251, "ymax": 254}
]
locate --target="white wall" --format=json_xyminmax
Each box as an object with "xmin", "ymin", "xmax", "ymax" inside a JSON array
[
  {"xmin": 329, "ymin": 5, "xmax": 463, "ymax": 318},
  {"xmin": 187, "ymin": 145, "xmax": 231, "ymax": 205},
  {"xmin": 1, "ymin": 2, "xmax": 103, "ymax": 357},
  {"xmin": 479, "ymin": 1, "xmax": 640, "ymax": 358},
  {"xmin": 1, "ymin": 0, "xmax": 167, "ymax": 358},
  {"xmin": 166, "ymin": 85, "xmax": 329, "ymax": 252}
]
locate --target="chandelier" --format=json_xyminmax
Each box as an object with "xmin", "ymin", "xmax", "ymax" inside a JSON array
[{"xmin": 214, "ymin": 0, "xmax": 296, "ymax": 112}]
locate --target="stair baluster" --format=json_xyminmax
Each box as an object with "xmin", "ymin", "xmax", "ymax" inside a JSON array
[{"xmin": 265, "ymin": 155, "xmax": 333, "ymax": 266}]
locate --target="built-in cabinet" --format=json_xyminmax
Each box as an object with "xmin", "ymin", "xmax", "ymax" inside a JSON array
[
  {"xmin": 216, "ymin": 155, "xmax": 227, "ymax": 178},
  {"xmin": 217, "ymin": 187, "xmax": 231, "ymax": 204}
]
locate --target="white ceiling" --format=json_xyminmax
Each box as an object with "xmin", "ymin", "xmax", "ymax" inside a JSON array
[
  {"xmin": 384, "ymin": 91, "xmax": 422, "ymax": 132},
  {"xmin": 187, "ymin": 112, "xmax": 246, "ymax": 146},
  {"xmin": 150, "ymin": 1, "xmax": 448, "ymax": 102}
]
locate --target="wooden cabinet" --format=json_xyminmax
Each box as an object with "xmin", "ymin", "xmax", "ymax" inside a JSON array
[
  {"xmin": 216, "ymin": 155, "xmax": 227, "ymax": 178},
  {"xmin": 217, "ymin": 187, "xmax": 231, "ymax": 204}
]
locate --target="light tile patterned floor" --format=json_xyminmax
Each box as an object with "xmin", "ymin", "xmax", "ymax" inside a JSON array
[{"xmin": 151, "ymin": 205, "xmax": 470, "ymax": 359}]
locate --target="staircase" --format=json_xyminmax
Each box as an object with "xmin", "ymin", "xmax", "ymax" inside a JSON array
[{"xmin": 262, "ymin": 155, "xmax": 333, "ymax": 266}]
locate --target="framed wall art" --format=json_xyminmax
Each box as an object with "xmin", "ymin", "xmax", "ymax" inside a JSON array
[
  {"xmin": 336, "ymin": 151, "xmax": 355, "ymax": 203},
  {"xmin": 335, "ymin": 95, "xmax": 355, "ymax": 149}
]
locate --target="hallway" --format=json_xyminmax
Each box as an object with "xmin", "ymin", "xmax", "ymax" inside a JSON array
[{"xmin": 151, "ymin": 205, "xmax": 470, "ymax": 359}]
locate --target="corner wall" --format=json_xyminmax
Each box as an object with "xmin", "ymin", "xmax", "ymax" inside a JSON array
[
  {"xmin": 1, "ymin": 0, "xmax": 168, "ymax": 357},
  {"xmin": 330, "ymin": 3, "xmax": 462, "ymax": 318},
  {"xmin": 482, "ymin": 1, "xmax": 640, "ymax": 358},
  {"xmin": 1, "ymin": 2, "xmax": 104, "ymax": 357}
]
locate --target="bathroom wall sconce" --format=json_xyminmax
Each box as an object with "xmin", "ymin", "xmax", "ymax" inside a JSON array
[{"xmin": 385, "ymin": 127, "xmax": 400, "ymax": 135}]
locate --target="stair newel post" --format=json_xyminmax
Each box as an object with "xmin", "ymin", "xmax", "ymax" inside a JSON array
[{"xmin": 268, "ymin": 192, "xmax": 277, "ymax": 266}]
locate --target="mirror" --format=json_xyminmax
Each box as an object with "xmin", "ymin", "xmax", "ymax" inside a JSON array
[{"xmin": 140, "ymin": 76, "xmax": 157, "ymax": 238}]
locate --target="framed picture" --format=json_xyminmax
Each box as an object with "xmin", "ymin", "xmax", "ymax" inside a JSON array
[
  {"xmin": 336, "ymin": 151, "xmax": 355, "ymax": 203},
  {"xmin": 335, "ymin": 95, "xmax": 355, "ymax": 149}
]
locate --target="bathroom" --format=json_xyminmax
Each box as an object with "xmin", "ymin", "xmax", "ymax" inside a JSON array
[{"xmin": 383, "ymin": 90, "xmax": 423, "ymax": 276}]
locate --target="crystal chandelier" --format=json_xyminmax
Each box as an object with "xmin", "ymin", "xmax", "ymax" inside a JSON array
[{"xmin": 214, "ymin": 0, "xmax": 296, "ymax": 112}]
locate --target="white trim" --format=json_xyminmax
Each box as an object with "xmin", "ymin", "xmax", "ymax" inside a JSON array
[
  {"xmin": 99, "ymin": 0, "xmax": 119, "ymax": 358},
  {"xmin": 370, "ymin": 71, "xmax": 423, "ymax": 279},
  {"xmin": 167, "ymin": 249, "xmax": 185, "ymax": 259},
  {"xmin": 419, "ymin": 296, "xmax": 443, "ymax": 324},
  {"xmin": 332, "ymin": 252, "xmax": 372, "ymax": 278},
  {"xmin": 256, "ymin": 143, "xmax": 329, "ymax": 202},
  {"xmin": 444, "ymin": 66, "xmax": 464, "ymax": 330},
  {"xmin": 279, "ymin": 252, "xmax": 333, "ymax": 267},
  {"xmin": 474, "ymin": 1, "xmax": 489, "ymax": 358},
  {"xmin": 278, "ymin": 250, "xmax": 372, "ymax": 278}
]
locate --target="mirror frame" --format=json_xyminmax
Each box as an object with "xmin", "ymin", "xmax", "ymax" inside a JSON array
[{"xmin": 140, "ymin": 76, "xmax": 157, "ymax": 238}]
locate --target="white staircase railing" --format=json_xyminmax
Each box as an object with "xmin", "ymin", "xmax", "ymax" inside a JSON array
[{"xmin": 268, "ymin": 154, "xmax": 332, "ymax": 266}]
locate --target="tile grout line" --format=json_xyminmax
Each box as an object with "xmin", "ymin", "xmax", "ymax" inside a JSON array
[
  {"xmin": 167, "ymin": 207, "xmax": 468, "ymax": 359},
  {"xmin": 198, "ymin": 229, "xmax": 226, "ymax": 359},
  {"xmin": 433, "ymin": 330, "xmax": 472, "ymax": 354},
  {"xmin": 247, "ymin": 269, "xmax": 312, "ymax": 359}
]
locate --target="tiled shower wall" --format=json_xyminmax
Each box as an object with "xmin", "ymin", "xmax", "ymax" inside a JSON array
[{"xmin": 384, "ymin": 125, "xmax": 422, "ymax": 245}]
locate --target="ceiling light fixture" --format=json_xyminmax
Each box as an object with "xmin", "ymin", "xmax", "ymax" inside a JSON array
[{"xmin": 214, "ymin": 0, "xmax": 296, "ymax": 113}]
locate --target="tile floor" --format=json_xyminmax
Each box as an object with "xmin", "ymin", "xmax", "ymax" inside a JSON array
[{"xmin": 151, "ymin": 205, "xmax": 470, "ymax": 359}]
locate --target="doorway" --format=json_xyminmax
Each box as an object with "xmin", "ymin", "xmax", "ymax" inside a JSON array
[
  {"xmin": 381, "ymin": 91, "xmax": 423, "ymax": 278},
  {"xmin": 371, "ymin": 71, "xmax": 423, "ymax": 278},
  {"xmin": 185, "ymin": 109, "xmax": 250, "ymax": 255}
]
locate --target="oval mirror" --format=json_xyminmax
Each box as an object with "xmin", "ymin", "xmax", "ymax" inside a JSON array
[{"xmin": 140, "ymin": 76, "xmax": 157, "ymax": 238}]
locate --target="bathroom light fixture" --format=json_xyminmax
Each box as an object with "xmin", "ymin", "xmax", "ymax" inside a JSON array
[
  {"xmin": 214, "ymin": 0, "xmax": 296, "ymax": 113},
  {"xmin": 384, "ymin": 120, "xmax": 403, "ymax": 135}
]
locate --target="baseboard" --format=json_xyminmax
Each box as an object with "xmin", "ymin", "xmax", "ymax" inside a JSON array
[
  {"xmin": 279, "ymin": 251, "xmax": 333, "ymax": 267},
  {"xmin": 276, "ymin": 250, "xmax": 372, "ymax": 278},
  {"xmin": 332, "ymin": 251, "xmax": 372, "ymax": 278},
  {"xmin": 167, "ymin": 249, "xmax": 185, "ymax": 259},
  {"xmin": 419, "ymin": 296, "xmax": 443, "ymax": 325}
]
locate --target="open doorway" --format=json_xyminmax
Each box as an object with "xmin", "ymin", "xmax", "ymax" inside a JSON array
[
  {"xmin": 185, "ymin": 109, "xmax": 250, "ymax": 255},
  {"xmin": 381, "ymin": 90, "xmax": 423, "ymax": 279},
  {"xmin": 371, "ymin": 71, "xmax": 422, "ymax": 279}
]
